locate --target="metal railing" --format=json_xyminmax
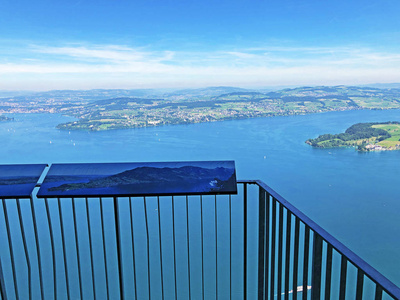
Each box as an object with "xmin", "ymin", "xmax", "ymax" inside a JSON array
[
  {"xmin": 252, "ymin": 180, "xmax": 400, "ymax": 300},
  {"xmin": 0, "ymin": 180, "xmax": 400, "ymax": 299}
]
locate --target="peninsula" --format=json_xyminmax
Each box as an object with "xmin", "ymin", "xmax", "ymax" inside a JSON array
[{"xmin": 306, "ymin": 122, "xmax": 400, "ymax": 151}]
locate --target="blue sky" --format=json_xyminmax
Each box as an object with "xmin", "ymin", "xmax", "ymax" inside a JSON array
[{"xmin": 1, "ymin": 0, "xmax": 400, "ymax": 90}]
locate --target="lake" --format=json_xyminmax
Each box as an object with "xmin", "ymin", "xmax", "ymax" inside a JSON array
[{"xmin": 1, "ymin": 109, "xmax": 400, "ymax": 288}]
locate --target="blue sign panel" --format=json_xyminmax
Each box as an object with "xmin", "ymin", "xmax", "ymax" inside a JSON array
[
  {"xmin": 0, "ymin": 164, "xmax": 47, "ymax": 198},
  {"xmin": 37, "ymin": 161, "xmax": 237, "ymax": 198}
]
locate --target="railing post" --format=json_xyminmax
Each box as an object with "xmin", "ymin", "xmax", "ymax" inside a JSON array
[
  {"xmin": 284, "ymin": 211, "xmax": 291, "ymax": 300},
  {"xmin": 2, "ymin": 199, "xmax": 19, "ymax": 300},
  {"xmin": 99, "ymin": 197, "xmax": 110, "ymax": 300},
  {"xmin": 29, "ymin": 196, "xmax": 45, "ymax": 300},
  {"xmin": 114, "ymin": 197, "xmax": 124, "ymax": 300},
  {"xmin": 243, "ymin": 183, "xmax": 247, "ymax": 300},
  {"xmin": 85, "ymin": 197, "xmax": 97, "ymax": 300},
  {"xmin": 356, "ymin": 269, "xmax": 364, "ymax": 300},
  {"xmin": 258, "ymin": 187, "xmax": 266, "ymax": 300},
  {"xmin": 264, "ymin": 193, "xmax": 270, "ymax": 299},
  {"xmin": 0, "ymin": 254, "xmax": 7, "ymax": 300},
  {"xmin": 277, "ymin": 203, "xmax": 283, "ymax": 298},
  {"xmin": 325, "ymin": 245, "xmax": 333, "ymax": 300},
  {"xmin": 270, "ymin": 199, "xmax": 276, "ymax": 300},
  {"xmin": 16, "ymin": 198, "xmax": 32, "ymax": 300},
  {"xmin": 292, "ymin": 218, "xmax": 300, "ymax": 300},
  {"xmin": 311, "ymin": 233, "xmax": 323, "ymax": 299},
  {"xmin": 339, "ymin": 257, "xmax": 348, "ymax": 299},
  {"xmin": 44, "ymin": 197, "xmax": 57, "ymax": 299},
  {"xmin": 302, "ymin": 226, "xmax": 310, "ymax": 300}
]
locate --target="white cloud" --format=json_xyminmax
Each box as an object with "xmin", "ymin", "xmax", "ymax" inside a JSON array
[{"xmin": 1, "ymin": 43, "xmax": 400, "ymax": 90}]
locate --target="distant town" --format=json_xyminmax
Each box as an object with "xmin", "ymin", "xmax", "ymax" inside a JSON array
[{"xmin": 1, "ymin": 85, "xmax": 400, "ymax": 131}]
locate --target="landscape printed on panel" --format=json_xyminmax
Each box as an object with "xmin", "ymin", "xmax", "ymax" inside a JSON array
[
  {"xmin": 0, "ymin": 164, "xmax": 46, "ymax": 198},
  {"xmin": 38, "ymin": 161, "xmax": 237, "ymax": 197}
]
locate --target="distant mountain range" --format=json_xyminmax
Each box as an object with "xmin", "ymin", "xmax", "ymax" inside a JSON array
[
  {"xmin": 0, "ymin": 176, "xmax": 39, "ymax": 185},
  {"xmin": 3, "ymin": 84, "xmax": 400, "ymax": 100},
  {"xmin": 0, "ymin": 86, "xmax": 253, "ymax": 102},
  {"xmin": 165, "ymin": 86, "xmax": 253, "ymax": 98}
]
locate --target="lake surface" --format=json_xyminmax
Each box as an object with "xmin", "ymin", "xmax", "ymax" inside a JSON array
[{"xmin": 1, "ymin": 109, "xmax": 400, "ymax": 287}]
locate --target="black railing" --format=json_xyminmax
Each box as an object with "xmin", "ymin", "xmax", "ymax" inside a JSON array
[
  {"xmin": 1, "ymin": 180, "xmax": 400, "ymax": 299},
  {"xmin": 252, "ymin": 180, "xmax": 400, "ymax": 300}
]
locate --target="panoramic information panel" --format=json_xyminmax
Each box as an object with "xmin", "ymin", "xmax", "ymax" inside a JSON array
[
  {"xmin": 0, "ymin": 164, "xmax": 47, "ymax": 198},
  {"xmin": 37, "ymin": 161, "xmax": 237, "ymax": 198}
]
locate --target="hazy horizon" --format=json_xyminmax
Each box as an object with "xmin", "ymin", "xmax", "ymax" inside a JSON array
[{"xmin": 2, "ymin": 82, "xmax": 400, "ymax": 95}]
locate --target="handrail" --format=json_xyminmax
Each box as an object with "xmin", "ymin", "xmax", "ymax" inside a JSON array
[{"xmin": 238, "ymin": 179, "xmax": 400, "ymax": 299}]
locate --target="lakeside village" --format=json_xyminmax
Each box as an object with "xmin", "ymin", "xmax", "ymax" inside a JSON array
[
  {"xmin": 364, "ymin": 143, "xmax": 400, "ymax": 151},
  {"xmin": 306, "ymin": 122, "xmax": 400, "ymax": 152}
]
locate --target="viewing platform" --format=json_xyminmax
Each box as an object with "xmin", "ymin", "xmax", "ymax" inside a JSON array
[{"xmin": 0, "ymin": 162, "xmax": 399, "ymax": 299}]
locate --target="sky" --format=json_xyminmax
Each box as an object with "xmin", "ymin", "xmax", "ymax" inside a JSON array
[{"xmin": 1, "ymin": 0, "xmax": 400, "ymax": 90}]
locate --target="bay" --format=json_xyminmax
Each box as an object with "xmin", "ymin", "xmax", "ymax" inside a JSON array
[{"xmin": 1, "ymin": 109, "xmax": 400, "ymax": 287}]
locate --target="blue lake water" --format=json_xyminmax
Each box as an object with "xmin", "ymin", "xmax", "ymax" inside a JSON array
[{"xmin": 1, "ymin": 109, "xmax": 400, "ymax": 289}]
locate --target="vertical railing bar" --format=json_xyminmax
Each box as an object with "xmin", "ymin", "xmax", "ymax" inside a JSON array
[
  {"xmin": 324, "ymin": 244, "xmax": 333, "ymax": 300},
  {"xmin": 0, "ymin": 253, "xmax": 8, "ymax": 300},
  {"xmin": 292, "ymin": 218, "xmax": 300, "ymax": 300},
  {"xmin": 186, "ymin": 196, "xmax": 191, "ymax": 300},
  {"xmin": 270, "ymin": 199, "xmax": 276, "ymax": 300},
  {"xmin": 143, "ymin": 197, "xmax": 152, "ymax": 300},
  {"xmin": 58, "ymin": 197, "xmax": 71, "ymax": 300},
  {"xmin": 172, "ymin": 196, "xmax": 178, "ymax": 300},
  {"xmin": 375, "ymin": 285, "xmax": 383, "ymax": 300},
  {"xmin": 339, "ymin": 256, "xmax": 348, "ymax": 299},
  {"xmin": 311, "ymin": 233, "xmax": 323, "ymax": 300},
  {"xmin": 215, "ymin": 195, "xmax": 218, "ymax": 300},
  {"xmin": 356, "ymin": 269, "xmax": 364, "ymax": 300},
  {"xmin": 229, "ymin": 194, "xmax": 232, "ymax": 300},
  {"xmin": 284, "ymin": 211, "xmax": 291, "ymax": 300},
  {"xmin": 157, "ymin": 197, "xmax": 165, "ymax": 300},
  {"xmin": 85, "ymin": 198, "xmax": 96, "ymax": 300},
  {"xmin": 71, "ymin": 198, "xmax": 83, "ymax": 300},
  {"xmin": 277, "ymin": 203, "xmax": 283, "ymax": 298},
  {"xmin": 16, "ymin": 199, "xmax": 32, "ymax": 300},
  {"xmin": 129, "ymin": 197, "xmax": 138, "ymax": 300},
  {"xmin": 113, "ymin": 197, "xmax": 124, "ymax": 300},
  {"xmin": 302, "ymin": 226, "xmax": 310, "ymax": 300},
  {"xmin": 201, "ymin": 195, "xmax": 205, "ymax": 300},
  {"xmin": 29, "ymin": 197, "xmax": 45, "ymax": 300},
  {"xmin": 264, "ymin": 192, "xmax": 270, "ymax": 298},
  {"xmin": 243, "ymin": 184, "xmax": 247, "ymax": 300},
  {"xmin": 257, "ymin": 188, "xmax": 265, "ymax": 300},
  {"xmin": 44, "ymin": 198, "xmax": 56, "ymax": 299},
  {"xmin": 1, "ymin": 199, "xmax": 19, "ymax": 300},
  {"xmin": 99, "ymin": 197, "xmax": 110, "ymax": 300}
]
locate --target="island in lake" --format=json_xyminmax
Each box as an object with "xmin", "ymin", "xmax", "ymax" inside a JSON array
[{"xmin": 306, "ymin": 122, "xmax": 400, "ymax": 151}]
